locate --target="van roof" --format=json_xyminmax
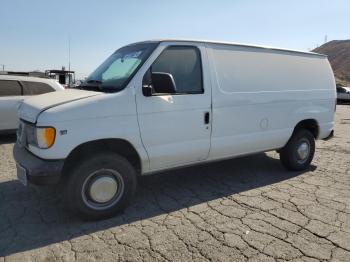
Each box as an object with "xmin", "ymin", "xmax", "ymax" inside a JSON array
[{"xmin": 132, "ymin": 39, "xmax": 326, "ymax": 58}]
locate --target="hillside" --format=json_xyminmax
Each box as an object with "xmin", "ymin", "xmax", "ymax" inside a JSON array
[{"xmin": 313, "ymin": 40, "xmax": 350, "ymax": 86}]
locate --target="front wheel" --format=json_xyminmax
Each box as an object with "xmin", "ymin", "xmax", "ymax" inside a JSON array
[
  {"xmin": 279, "ymin": 129, "xmax": 315, "ymax": 171},
  {"xmin": 65, "ymin": 152, "xmax": 137, "ymax": 220}
]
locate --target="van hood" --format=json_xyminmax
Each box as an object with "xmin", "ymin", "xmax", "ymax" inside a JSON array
[{"xmin": 19, "ymin": 89, "xmax": 101, "ymax": 123}]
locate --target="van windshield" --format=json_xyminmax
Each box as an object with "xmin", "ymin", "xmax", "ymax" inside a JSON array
[{"xmin": 81, "ymin": 42, "xmax": 158, "ymax": 93}]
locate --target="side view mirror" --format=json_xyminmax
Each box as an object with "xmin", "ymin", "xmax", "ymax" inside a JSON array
[
  {"xmin": 142, "ymin": 71, "xmax": 177, "ymax": 96},
  {"xmin": 142, "ymin": 70, "xmax": 153, "ymax": 96}
]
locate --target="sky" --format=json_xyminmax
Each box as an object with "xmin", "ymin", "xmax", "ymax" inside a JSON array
[{"xmin": 1, "ymin": 0, "xmax": 349, "ymax": 79}]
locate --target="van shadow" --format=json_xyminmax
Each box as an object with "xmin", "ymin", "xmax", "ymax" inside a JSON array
[
  {"xmin": 0, "ymin": 134, "xmax": 16, "ymax": 144},
  {"xmin": 0, "ymin": 153, "xmax": 316, "ymax": 257},
  {"xmin": 337, "ymin": 101, "xmax": 350, "ymax": 106}
]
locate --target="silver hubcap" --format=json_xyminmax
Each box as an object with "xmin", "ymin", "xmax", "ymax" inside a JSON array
[
  {"xmin": 89, "ymin": 177, "xmax": 118, "ymax": 203},
  {"xmin": 82, "ymin": 169, "xmax": 124, "ymax": 210},
  {"xmin": 296, "ymin": 141, "xmax": 310, "ymax": 163}
]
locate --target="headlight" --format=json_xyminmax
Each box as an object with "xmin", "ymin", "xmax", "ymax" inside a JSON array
[{"xmin": 27, "ymin": 126, "xmax": 56, "ymax": 149}]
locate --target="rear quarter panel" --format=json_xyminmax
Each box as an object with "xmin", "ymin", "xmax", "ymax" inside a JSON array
[{"xmin": 206, "ymin": 43, "xmax": 336, "ymax": 160}]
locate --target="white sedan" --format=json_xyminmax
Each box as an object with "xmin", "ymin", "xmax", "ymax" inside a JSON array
[
  {"xmin": 337, "ymin": 86, "xmax": 350, "ymax": 102},
  {"xmin": 0, "ymin": 75, "xmax": 64, "ymax": 133}
]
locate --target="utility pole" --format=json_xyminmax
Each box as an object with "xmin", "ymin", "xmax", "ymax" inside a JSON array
[
  {"xmin": 1, "ymin": 64, "xmax": 4, "ymax": 71},
  {"xmin": 324, "ymin": 35, "xmax": 328, "ymax": 44},
  {"xmin": 68, "ymin": 34, "xmax": 71, "ymax": 86},
  {"xmin": 68, "ymin": 35, "xmax": 71, "ymax": 86}
]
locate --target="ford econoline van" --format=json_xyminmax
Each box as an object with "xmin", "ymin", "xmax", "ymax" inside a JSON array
[{"xmin": 14, "ymin": 39, "xmax": 335, "ymax": 219}]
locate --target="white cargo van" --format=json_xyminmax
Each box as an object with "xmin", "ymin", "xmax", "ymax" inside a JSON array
[{"xmin": 14, "ymin": 39, "xmax": 335, "ymax": 219}]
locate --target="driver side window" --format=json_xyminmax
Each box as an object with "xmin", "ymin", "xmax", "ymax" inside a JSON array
[{"xmin": 146, "ymin": 46, "xmax": 203, "ymax": 95}]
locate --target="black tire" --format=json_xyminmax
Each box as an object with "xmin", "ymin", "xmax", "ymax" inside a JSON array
[
  {"xmin": 65, "ymin": 152, "xmax": 137, "ymax": 220},
  {"xmin": 279, "ymin": 129, "xmax": 315, "ymax": 171}
]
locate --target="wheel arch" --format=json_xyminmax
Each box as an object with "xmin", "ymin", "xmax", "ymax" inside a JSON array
[
  {"xmin": 293, "ymin": 119, "xmax": 319, "ymax": 139},
  {"xmin": 62, "ymin": 138, "xmax": 142, "ymax": 177}
]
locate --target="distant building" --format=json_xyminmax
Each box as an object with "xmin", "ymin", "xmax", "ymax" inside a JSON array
[{"xmin": 45, "ymin": 67, "xmax": 75, "ymax": 87}]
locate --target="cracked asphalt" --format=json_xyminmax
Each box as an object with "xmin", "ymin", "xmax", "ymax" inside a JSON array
[{"xmin": 1, "ymin": 105, "xmax": 350, "ymax": 262}]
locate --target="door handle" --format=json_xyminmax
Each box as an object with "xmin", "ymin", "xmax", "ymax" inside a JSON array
[{"xmin": 204, "ymin": 112, "xmax": 210, "ymax": 124}]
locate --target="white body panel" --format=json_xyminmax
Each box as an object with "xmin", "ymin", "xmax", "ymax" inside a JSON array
[
  {"xmin": 29, "ymin": 87, "xmax": 150, "ymax": 172},
  {"xmin": 134, "ymin": 42, "xmax": 212, "ymax": 171},
  {"xmin": 0, "ymin": 75, "xmax": 64, "ymax": 131},
  {"xmin": 205, "ymin": 43, "xmax": 335, "ymax": 160},
  {"xmin": 0, "ymin": 95, "xmax": 23, "ymax": 131},
  {"xmin": 16, "ymin": 39, "xmax": 336, "ymax": 175},
  {"xmin": 19, "ymin": 89, "xmax": 100, "ymax": 123}
]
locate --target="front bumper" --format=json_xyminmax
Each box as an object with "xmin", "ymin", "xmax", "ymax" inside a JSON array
[
  {"xmin": 13, "ymin": 143, "xmax": 64, "ymax": 185},
  {"xmin": 323, "ymin": 130, "xmax": 334, "ymax": 141}
]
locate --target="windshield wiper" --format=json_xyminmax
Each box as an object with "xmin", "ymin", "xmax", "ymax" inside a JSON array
[
  {"xmin": 82, "ymin": 79, "xmax": 104, "ymax": 92},
  {"xmin": 79, "ymin": 83, "xmax": 120, "ymax": 93},
  {"xmin": 102, "ymin": 86, "xmax": 121, "ymax": 92},
  {"xmin": 81, "ymin": 79, "xmax": 122, "ymax": 93},
  {"xmin": 78, "ymin": 85, "xmax": 102, "ymax": 92},
  {"xmin": 86, "ymin": 79, "xmax": 102, "ymax": 84}
]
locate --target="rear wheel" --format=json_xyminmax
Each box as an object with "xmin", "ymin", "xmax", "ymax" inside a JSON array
[
  {"xmin": 65, "ymin": 152, "xmax": 137, "ymax": 220},
  {"xmin": 279, "ymin": 129, "xmax": 315, "ymax": 171}
]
